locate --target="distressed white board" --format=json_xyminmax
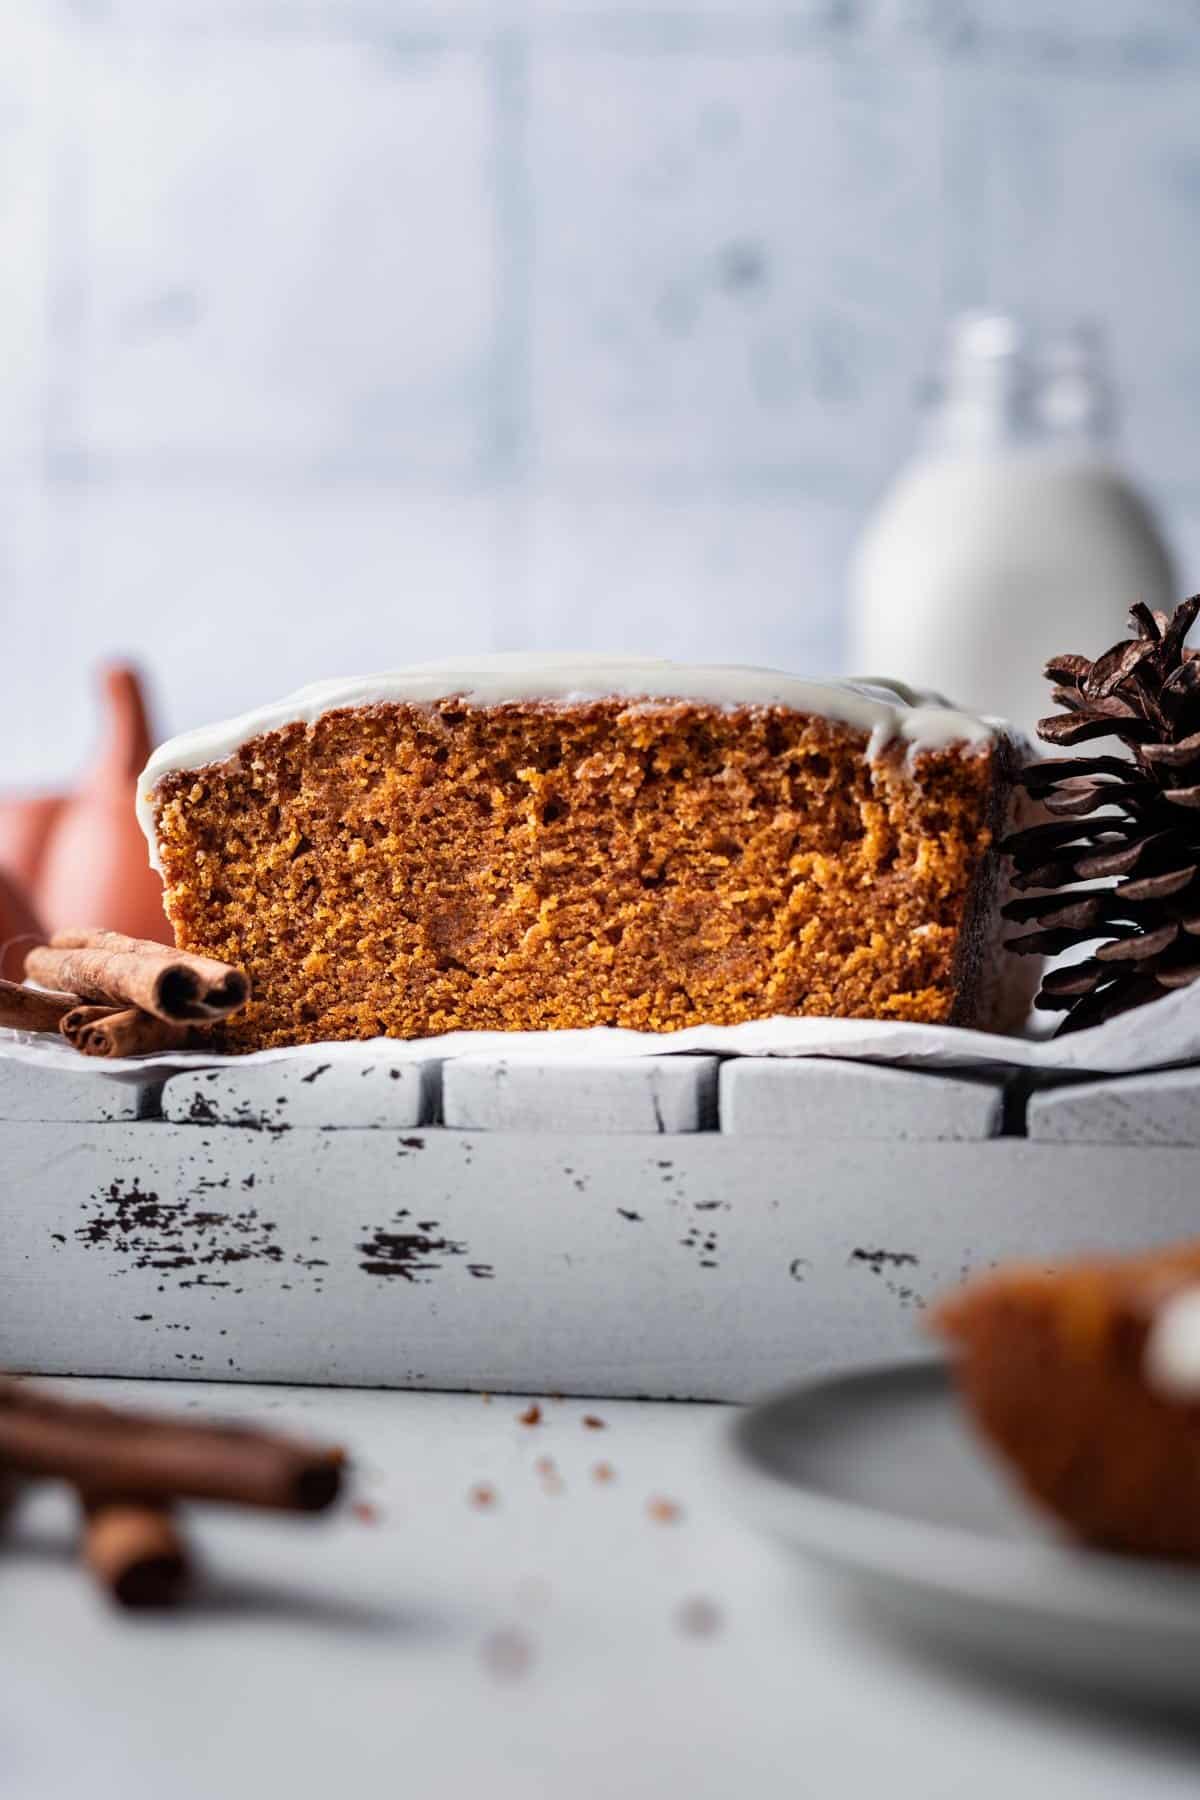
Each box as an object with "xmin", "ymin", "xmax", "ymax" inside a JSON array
[
  {"xmin": 162, "ymin": 1053, "xmax": 439, "ymax": 1131},
  {"xmin": 4, "ymin": 1122, "xmax": 1200, "ymax": 1401},
  {"xmin": 1028, "ymin": 1067, "xmax": 1200, "ymax": 1147},
  {"xmin": 719, "ymin": 1058, "xmax": 1005, "ymax": 1140},
  {"xmin": 442, "ymin": 1054, "xmax": 717, "ymax": 1133},
  {"xmin": 0, "ymin": 1057, "xmax": 161, "ymax": 1124}
]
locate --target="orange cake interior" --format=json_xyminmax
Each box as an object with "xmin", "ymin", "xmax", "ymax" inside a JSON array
[{"xmin": 144, "ymin": 687, "xmax": 1016, "ymax": 1051}]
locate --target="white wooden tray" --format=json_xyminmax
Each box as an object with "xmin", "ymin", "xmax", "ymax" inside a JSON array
[{"xmin": 3, "ymin": 1051, "xmax": 1199, "ymax": 1400}]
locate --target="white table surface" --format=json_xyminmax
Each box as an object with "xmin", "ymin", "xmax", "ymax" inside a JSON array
[{"xmin": 2, "ymin": 1379, "xmax": 1198, "ymax": 1800}]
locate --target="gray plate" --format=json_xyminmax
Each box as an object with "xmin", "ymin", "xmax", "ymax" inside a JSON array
[{"xmin": 721, "ymin": 1359, "xmax": 1200, "ymax": 1706}]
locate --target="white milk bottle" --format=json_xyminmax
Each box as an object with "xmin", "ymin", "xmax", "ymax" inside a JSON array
[{"xmin": 848, "ymin": 314, "xmax": 1176, "ymax": 741}]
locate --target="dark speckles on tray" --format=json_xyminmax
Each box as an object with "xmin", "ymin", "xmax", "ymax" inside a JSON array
[
  {"xmin": 850, "ymin": 1247, "xmax": 924, "ymax": 1309},
  {"xmin": 186, "ymin": 1088, "xmax": 295, "ymax": 1133},
  {"xmin": 680, "ymin": 1225, "xmax": 719, "ymax": 1269},
  {"xmin": 850, "ymin": 1248, "xmax": 918, "ymax": 1272},
  {"xmin": 76, "ymin": 1181, "xmax": 168, "ymax": 1249},
  {"xmin": 71, "ymin": 1178, "xmax": 326, "ymax": 1295},
  {"xmin": 300, "ymin": 1064, "xmax": 331, "ymax": 1085},
  {"xmin": 357, "ymin": 1209, "xmax": 468, "ymax": 1281},
  {"xmin": 617, "ymin": 1208, "xmax": 642, "ymax": 1223}
]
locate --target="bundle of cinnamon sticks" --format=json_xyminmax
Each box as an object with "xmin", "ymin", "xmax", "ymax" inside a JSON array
[
  {"xmin": 0, "ymin": 927, "xmax": 249, "ymax": 1057},
  {"xmin": 0, "ymin": 1376, "xmax": 346, "ymax": 1608}
]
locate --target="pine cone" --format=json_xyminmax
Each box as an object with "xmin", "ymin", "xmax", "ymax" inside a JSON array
[{"xmin": 1003, "ymin": 595, "xmax": 1200, "ymax": 1033}]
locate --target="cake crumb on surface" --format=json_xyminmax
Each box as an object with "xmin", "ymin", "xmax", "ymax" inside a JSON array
[
  {"xmin": 534, "ymin": 1457, "xmax": 564, "ymax": 1496},
  {"xmin": 481, "ymin": 1627, "xmax": 535, "ymax": 1682},
  {"xmin": 676, "ymin": 1597, "xmax": 723, "ymax": 1638}
]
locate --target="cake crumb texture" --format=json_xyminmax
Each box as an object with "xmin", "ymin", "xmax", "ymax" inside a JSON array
[{"xmin": 152, "ymin": 699, "xmax": 1001, "ymax": 1050}]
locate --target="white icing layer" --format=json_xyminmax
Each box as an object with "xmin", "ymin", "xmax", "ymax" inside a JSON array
[
  {"xmin": 1144, "ymin": 1284, "xmax": 1200, "ymax": 1399},
  {"xmin": 136, "ymin": 655, "xmax": 998, "ymax": 872}
]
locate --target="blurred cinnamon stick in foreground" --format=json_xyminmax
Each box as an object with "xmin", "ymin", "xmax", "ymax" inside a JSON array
[
  {"xmin": 26, "ymin": 929, "xmax": 248, "ymax": 1024},
  {"xmin": 0, "ymin": 1378, "xmax": 347, "ymax": 1611},
  {"xmin": 0, "ymin": 1379, "xmax": 344, "ymax": 1512},
  {"xmin": 81, "ymin": 1497, "xmax": 191, "ymax": 1610}
]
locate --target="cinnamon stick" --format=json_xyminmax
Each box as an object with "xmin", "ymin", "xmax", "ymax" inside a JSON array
[
  {"xmin": 81, "ymin": 1497, "xmax": 190, "ymax": 1609},
  {"xmin": 59, "ymin": 1003, "xmax": 123, "ymax": 1047},
  {"xmin": 26, "ymin": 930, "xmax": 248, "ymax": 1023},
  {"xmin": 0, "ymin": 1380, "xmax": 344, "ymax": 1512},
  {"xmin": 67, "ymin": 1007, "xmax": 195, "ymax": 1059},
  {"xmin": 0, "ymin": 978, "xmax": 79, "ymax": 1034}
]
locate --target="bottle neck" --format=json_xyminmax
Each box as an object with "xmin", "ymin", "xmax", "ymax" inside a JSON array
[{"xmin": 921, "ymin": 315, "xmax": 1115, "ymax": 459}]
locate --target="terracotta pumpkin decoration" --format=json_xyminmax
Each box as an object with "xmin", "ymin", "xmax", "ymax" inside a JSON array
[
  {"xmin": 0, "ymin": 791, "xmax": 65, "ymax": 893},
  {"xmin": 0, "ymin": 865, "xmax": 45, "ymax": 981},
  {"xmin": 35, "ymin": 666, "xmax": 170, "ymax": 945}
]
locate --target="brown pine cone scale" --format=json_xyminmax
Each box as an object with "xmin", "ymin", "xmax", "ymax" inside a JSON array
[{"xmin": 1002, "ymin": 596, "xmax": 1200, "ymax": 1032}]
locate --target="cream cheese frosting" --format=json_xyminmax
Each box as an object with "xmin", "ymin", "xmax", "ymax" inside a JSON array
[
  {"xmin": 1143, "ymin": 1284, "xmax": 1200, "ymax": 1399},
  {"xmin": 136, "ymin": 654, "xmax": 998, "ymax": 873}
]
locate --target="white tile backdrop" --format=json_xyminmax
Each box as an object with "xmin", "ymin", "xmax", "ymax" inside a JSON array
[{"xmin": 5, "ymin": 0, "xmax": 1200, "ymax": 781}]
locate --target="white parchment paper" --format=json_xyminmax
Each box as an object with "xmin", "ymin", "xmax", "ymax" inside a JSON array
[{"xmin": 1, "ymin": 980, "xmax": 1196, "ymax": 1084}]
